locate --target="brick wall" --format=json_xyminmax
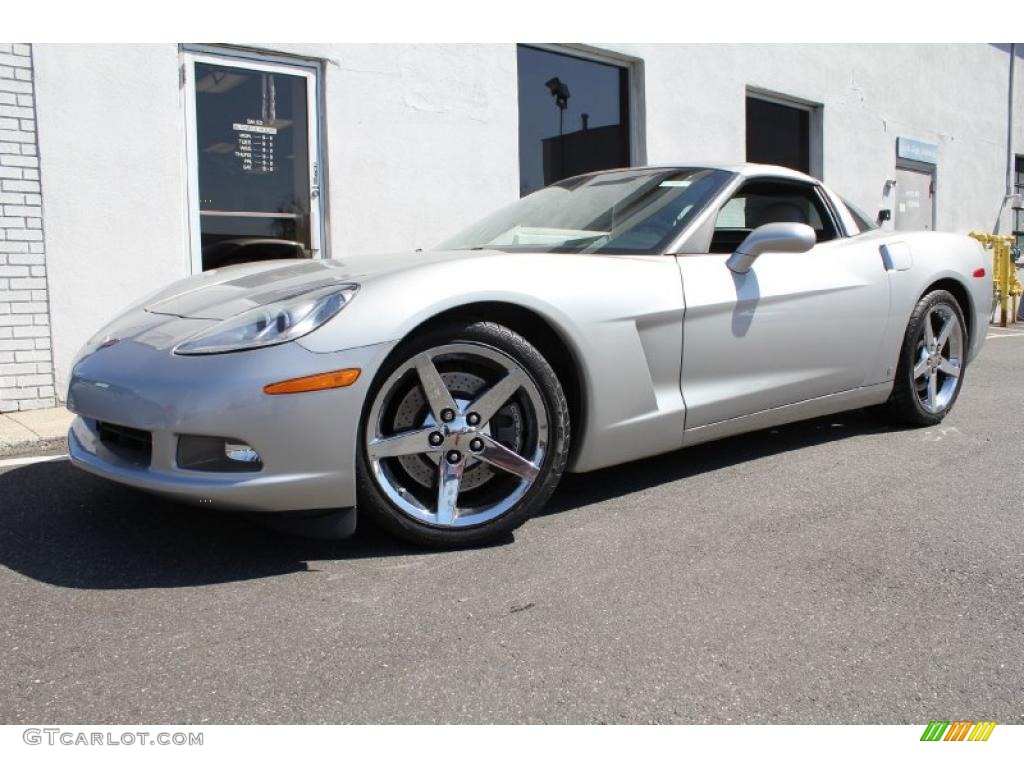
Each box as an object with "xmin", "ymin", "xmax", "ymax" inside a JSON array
[{"xmin": 0, "ymin": 43, "xmax": 54, "ymax": 412}]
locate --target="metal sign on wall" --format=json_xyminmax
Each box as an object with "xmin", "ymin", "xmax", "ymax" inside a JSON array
[{"xmin": 896, "ymin": 136, "xmax": 939, "ymax": 165}]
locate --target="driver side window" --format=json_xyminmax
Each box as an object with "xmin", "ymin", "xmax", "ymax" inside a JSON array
[{"xmin": 709, "ymin": 180, "xmax": 838, "ymax": 254}]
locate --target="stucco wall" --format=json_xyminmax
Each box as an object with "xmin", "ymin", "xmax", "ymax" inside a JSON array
[
  {"xmin": 35, "ymin": 43, "xmax": 520, "ymax": 395},
  {"xmin": 30, "ymin": 43, "xmax": 1020, "ymax": 398},
  {"xmin": 273, "ymin": 44, "xmax": 520, "ymax": 257},
  {"xmin": 34, "ymin": 44, "xmax": 190, "ymax": 398},
  {"xmin": 618, "ymin": 43, "xmax": 1011, "ymax": 234}
]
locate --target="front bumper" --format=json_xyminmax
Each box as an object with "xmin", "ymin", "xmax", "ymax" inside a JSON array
[{"xmin": 67, "ymin": 334, "xmax": 394, "ymax": 515}]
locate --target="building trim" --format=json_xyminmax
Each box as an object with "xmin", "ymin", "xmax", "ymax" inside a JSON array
[{"xmin": 178, "ymin": 45, "xmax": 330, "ymax": 272}]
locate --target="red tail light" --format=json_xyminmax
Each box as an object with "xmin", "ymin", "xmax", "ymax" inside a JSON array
[{"xmin": 972, "ymin": 267, "xmax": 986, "ymax": 278}]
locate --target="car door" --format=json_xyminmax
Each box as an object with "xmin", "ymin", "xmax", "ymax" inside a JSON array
[{"xmin": 677, "ymin": 177, "xmax": 890, "ymax": 429}]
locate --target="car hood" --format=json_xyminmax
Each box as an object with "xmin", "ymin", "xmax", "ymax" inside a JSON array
[{"xmin": 143, "ymin": 250, "xmax": 494, "ymax": 321}]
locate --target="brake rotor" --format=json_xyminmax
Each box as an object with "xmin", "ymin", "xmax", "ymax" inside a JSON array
[{"xmin": 390, "ymin": 370, "xmax": 525, "ymax": 492}]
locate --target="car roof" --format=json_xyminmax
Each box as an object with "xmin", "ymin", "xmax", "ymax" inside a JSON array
[{"xmin": 582, "ymin": 163, "xmax": 821, "ymax": 185}]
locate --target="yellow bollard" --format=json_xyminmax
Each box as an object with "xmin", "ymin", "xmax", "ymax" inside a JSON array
[{"xmin": 970, "ymin": 233, "xmax": 1019, "ymax": 327}]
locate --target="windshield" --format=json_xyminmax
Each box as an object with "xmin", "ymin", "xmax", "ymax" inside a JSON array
[{"xmin": 438, "ymin": 167, "xmax": 734, "ymax": 254}]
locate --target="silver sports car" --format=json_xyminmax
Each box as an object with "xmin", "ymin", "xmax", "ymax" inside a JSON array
[{"xmin": 67, "ymin": 164, "xmax": 991, "ymax": 546}]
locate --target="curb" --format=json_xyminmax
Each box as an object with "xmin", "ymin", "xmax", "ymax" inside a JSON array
[
  {"xmin": 0, "ymin": 435, "xmax": 68, "ymax": 460},
  {"xmin": 0, "ymin": 407, "xmax": 74, "ymax": 460}
]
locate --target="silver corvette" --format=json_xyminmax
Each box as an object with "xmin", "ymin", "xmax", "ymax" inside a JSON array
[{"xmin": 67, "ymin": 164, "xmax": 991, "ymax": 546}]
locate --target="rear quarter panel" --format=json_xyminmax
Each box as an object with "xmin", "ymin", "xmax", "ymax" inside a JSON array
[{"xmin": 868, "ymin": 230, "xmax": 990, "ymax": 374}]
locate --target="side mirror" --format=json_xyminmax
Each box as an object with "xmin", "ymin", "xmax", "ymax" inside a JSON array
[
  {"xmin": 877, "ymin": 209, "xmax": 892, "ymax": 223},
  {"xmin": 726, "ymin": 222, "xmax": 816, "ymax": 274}
]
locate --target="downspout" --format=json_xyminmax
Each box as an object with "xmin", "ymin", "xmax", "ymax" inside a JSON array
[
  {"xmin": 1008, "ymin": 43, "xmax": 1016, "ymax": 203},
  {"xmin": 995, "ymin": 43, "xmax": 1016, "ymax": 233},
  {"xmin": 1008, "ymin": 44, "xmax": 1020, "ymax": 322}
]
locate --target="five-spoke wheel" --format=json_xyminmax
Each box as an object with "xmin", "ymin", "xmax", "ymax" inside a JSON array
[
  {"xmin": 912, "ymin": 302, "xmax": 963, "ymax": 414},
  {"xmin": 357, "ymin": 321, "xmax": 569, "ymax": 546},
  {"xmin": 886, "ymin": 289, "xmax": 968, "ymax": 426}
]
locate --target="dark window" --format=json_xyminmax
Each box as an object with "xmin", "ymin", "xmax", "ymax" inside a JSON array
[
  {"xmin": 746, "ymin": 96, "xmax": 810, "ymax": 174},
  {"xmin": 517, "ymin": 46, "xmax": 630, "ymax": 197},
  {"xmin": 193, "ymin": 61, "xmax": 313, "ymax": 271},
  {"xmin": 709, "ymin": 180, "xmax": 838, "ymax": 254}
]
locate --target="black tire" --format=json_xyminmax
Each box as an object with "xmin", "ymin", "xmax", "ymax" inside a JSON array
[
  {"xmin": 356, "ymin": 319, "xmax": 570, "ymax": 547},
  {"xmin": 884, "ymin": 289, "xmax": 968, "ymax": 427}
]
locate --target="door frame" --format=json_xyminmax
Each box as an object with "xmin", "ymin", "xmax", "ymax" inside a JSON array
[{"xmin": 181, "ymin": 47, "xmax": 326, "ymax": 274}]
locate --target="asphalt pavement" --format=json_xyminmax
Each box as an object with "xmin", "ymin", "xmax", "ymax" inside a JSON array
[{"xmin": 2, "ymin": 329, "xmax": 1023, "ymax": 724}]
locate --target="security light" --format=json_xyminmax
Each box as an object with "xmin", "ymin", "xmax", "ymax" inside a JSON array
[{"xmin": 545, "ymin": 77, "xmax": 570, "ymax": 109}]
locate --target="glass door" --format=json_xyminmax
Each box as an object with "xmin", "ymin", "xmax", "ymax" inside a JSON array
[{"xmin": 184, "ymin": 52, "xmax": 322, "ymax": 272}]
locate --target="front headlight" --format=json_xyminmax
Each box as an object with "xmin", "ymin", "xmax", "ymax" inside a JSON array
[{"xmin": 174, "ymin": 284, "xmax": 358, "ymax": 355}]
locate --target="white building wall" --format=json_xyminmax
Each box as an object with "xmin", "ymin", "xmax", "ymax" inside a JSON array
[
  {"xmin": 616, "ymin": 43, "xmax": 1011, "ymax": 234},
  {"xmin": 27, "ymin": 43, "xmax": 1022, "ymax": 403},
  {"xmin": 34, "ymin": 43, "xmax": 520, "ymax": 397},
  {"xmin": 272, "ymin": 44, "xmax": 520, "ymax": 257},
  {"xmin": 33, "ymin": 44, "xmax": 191, "ymax": 404}
]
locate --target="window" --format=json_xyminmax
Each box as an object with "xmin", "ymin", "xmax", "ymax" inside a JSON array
[
  {"xmin": 517, "ymin": 46, "xmax": 631, "ymax": 197},
  {"xmin": 184, "ymin": 51, "xmax": 323, "ymax": 272},
  {"xmin": 709, "ymin": 180, "xmax": 838, "ymax": 254},
  {"xmin": 746, "ymin": 93, "xmax": 822, "ymax": 177},
  {"xmin": 438, "ymin": 168, "xmax": 733, "ymax": 255}
]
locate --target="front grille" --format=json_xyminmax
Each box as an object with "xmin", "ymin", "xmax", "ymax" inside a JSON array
[{"xmin": 96, "ymin": 421, "xmax": 152, "ymax": 465}]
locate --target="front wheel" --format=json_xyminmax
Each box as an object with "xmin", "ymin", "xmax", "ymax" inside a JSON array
[
  {"xmin": 885, "ymin": 289, "xmax": 967, "ymax": 426},
  {"xmin": 356, "ymin": 320, "xmax": 570, "ymax": 547}
]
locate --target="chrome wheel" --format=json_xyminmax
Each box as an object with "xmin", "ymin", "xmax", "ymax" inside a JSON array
[
  {"xmin": 365, "ymin": 343, "xmax": 549, "ymax": 528},
  {"xmin": 913, "ymin": 303, "xmax": 963, "ymax": 414}
]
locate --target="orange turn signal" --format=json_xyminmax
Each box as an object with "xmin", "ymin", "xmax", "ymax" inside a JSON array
[{"xmin": 264, "ymin": 368, "xmax": 361, "ymax": 395}]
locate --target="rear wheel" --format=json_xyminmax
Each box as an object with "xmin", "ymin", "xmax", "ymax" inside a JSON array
[
  {"xmin": 885, "ymin": 289, "xmax": 967, "ymax": 426},
  {"xmin": 357, "ymin": 320, "xmax": 570, "ymax": 547}
]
